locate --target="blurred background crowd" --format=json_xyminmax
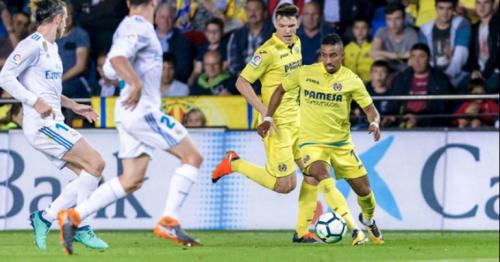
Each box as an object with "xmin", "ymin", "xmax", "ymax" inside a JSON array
[{"xmin": 0, "ymin": 0, "xmax": 499, "ymax": 129}]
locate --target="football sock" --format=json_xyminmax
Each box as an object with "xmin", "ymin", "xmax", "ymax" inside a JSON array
[
  {"xmin": 76, "ymin": 171, "xmax": 101, "ymax": 227},
  {"xmin": 231, "ymin": 159, "xmax": 276, "ymax": 190},
  {"xmin": 43, "ymin": 177, "xmax": 80, "ymax": 222},
  {"xmin": 318, "ymin": 178, "xmax": 358, "ymax": 231},
  {"xmin": 162, "ymin": 164, "xmax": 198, "ymax": 220},
  {"xmin": 357, "ymin": 191, "xmax": 376, "ymax": 225},
  {"xmin": 75, "ymin": 177, "xmax": 127, "ymax": 220},
  {"xmin": 295, "ymin": 180, "xmax": 318, "ymax": 238}
]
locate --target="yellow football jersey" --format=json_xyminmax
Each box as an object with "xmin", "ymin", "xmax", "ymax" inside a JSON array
[
  {"xmin": 343, "ymin": 41, "xmax": 373, "ymax": 82},
  {"xmin": 282, "ymin": 63, "xmax": 373, "ymax": 146},
  {"xmin": 240, "ymin": 34, "xmax": 302, "ymax": 124}
]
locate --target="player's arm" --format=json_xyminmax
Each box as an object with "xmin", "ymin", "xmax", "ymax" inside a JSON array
[
  {"xmin": 237, "ymin": 50, "xmax": 272, "ymax": 116},
  {"xmin": 0, "ymin": 41, "xmax": 53, "ymax": 118},
  {"xmin": 256, "ymin": 84, "xmax": 285, "ymax": 137},
  {"xmin": 362, "ymin": 103, "xmax": 381, "ymax": 142},
  {"xmin": 61, "ymin": 95, "xmax": 98, "ymax": 123},
  {"xmin": 106, "ymin": 31, "xmax": 146, "ymax": 110},
  {"xmin": 235, "ymin": 76, "xmax": 267, "ymax": 116}
]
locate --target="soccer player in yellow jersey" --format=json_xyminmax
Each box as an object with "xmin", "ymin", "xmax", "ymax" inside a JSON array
[
  {"xmin": 259, "ymin": 33, "xmax": 385, "ymax": 245},
  {"xmin": 212, "ymin": 3, "xmax": 327, "ymax": 243}
]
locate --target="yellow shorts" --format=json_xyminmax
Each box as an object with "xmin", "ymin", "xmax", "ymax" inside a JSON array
[
  {"xmin": 263, "ymin": 121, "xmax": 301, "ymax": 178},
  {"xmin": 301, "ymin": 143, "xmax": 367, "ymax": 180}
]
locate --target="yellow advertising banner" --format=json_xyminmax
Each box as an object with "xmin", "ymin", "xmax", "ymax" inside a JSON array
[{"xmin": 91, "ymin": 96, "xmax": 258, "ymax": 129}]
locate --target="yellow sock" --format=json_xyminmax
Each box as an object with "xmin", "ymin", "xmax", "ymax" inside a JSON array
[
  {"xmin": 318, "ymin": 178, "xmax": 358, "ymax": 231},
  {"xmin": 357, "ymin": 191, "xmax": 376, "ymax": 222},
  {"xmin": 295, "ymin": 181, "xmax": 318, "ymax": 238},
  {"xmin": 231, "ymin": 159, "xmax": 276, "ymax": 190}
]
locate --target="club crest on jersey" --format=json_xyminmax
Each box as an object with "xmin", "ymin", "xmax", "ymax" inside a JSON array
[
  {"xmin": 250, "ymin": 54, "xmax": 262, "ymax": 68},
  {"xmin": 12, "ymin": 54, "xmax": 22, "ymax": 65},
  {"xmin": 294, "ymin": 46, "xmax": 300, "ymax": 54},
  {"xmin": 278, "ymin": 163, "xmax": 287, "ymax": 172},
  {"xmin": 333, "ymin": 83, "xmax": 343, "ymax": 91}
]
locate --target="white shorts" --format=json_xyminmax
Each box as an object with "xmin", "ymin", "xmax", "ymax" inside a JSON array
[
  {"xmin": 116, "ymin": 110, "xmax": 188, "ymax": 159},
  {"xmin": 25, "ymin": 120, "xmax": 82, "ymax": 169}
]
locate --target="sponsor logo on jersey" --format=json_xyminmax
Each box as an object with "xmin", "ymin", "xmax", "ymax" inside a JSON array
[
  {"xmin": 45, "ymin": 71, "xmax": 63, "ymax": 80},
  {"xmin": 128, "ymin": 33, "xmax": 138, "ymax": 44},
  {"xmin": 12, "ymin": 54, "xmax": 22, "ymax": 65},
  {"xmin": 304, "ymin": 89, "xmax": 343, "ymax": 102},
  {"xmin": 284, "ymin": 60, "xmax": 301, "ymax": 73},
  {"xmin": 250, "ymin": 54, "xmax": 262, "ymax": 68}
]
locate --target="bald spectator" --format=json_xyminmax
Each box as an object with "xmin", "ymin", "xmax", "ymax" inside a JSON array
[
  {"xmin": 297, "ymin": 1, "xmax": 336, "ymax": 65},
  {"xmin": 155, "ymin": 3, "xmax": 194, "ymax": 83},
  {"xmin": 191, "ymin": 50, "xmax": 237, "ymax": 95}
]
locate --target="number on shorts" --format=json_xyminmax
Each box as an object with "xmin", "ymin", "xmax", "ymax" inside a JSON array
[
  {"xmin": 55, "ymin": 123, "xmax": 69, "ymax": 132},
  {"xmin": 161, "ymin": 115, "xmax": 175, "ymax": 129}
]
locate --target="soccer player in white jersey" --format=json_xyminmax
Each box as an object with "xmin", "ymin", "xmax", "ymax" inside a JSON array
[
  {"xmin": 57, "ymin": 0, "xmax": 204, "ymax": 254},
  {"xmin": 0, "ymin": 0, "xmax": 108, "ymax": 252}
]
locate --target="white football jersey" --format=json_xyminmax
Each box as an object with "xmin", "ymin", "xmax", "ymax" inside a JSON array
[
  {"xmin": 106, "ymin": 15, "xmax": 163, "ymax": 122},
  {"xmin": 0, "ymin": 32, "xmax": 64, "ymax": 133}
]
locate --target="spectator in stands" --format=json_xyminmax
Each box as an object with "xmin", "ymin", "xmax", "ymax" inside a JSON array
[
  {"xmin": 385, "ymin": 43, "xmax": 453, "ymax": 128},
  {"xmin": 183, "ymin": 108, "xmax": 207, "ymax": 127},
  {"xmin": 213, "ymin": 0, "xmax": 247, "ymax": 33},
  {"xmin": 367, "ymin": 60, "xmax": 394, "ymax": 118},
  {"xmin": 371, "ymin": 3, "xmax": 419, "ymax": 72},
  {"xmin": 0, "ymin": 103, "xmax": 22, "ymax": 130},
  {"xmin": 155, "ymin": 2, "xmax": 194, "ymax": 83},
  {"xmin": 188, "ymin": 17, "xmax": 228, "ymax": 85},
  {"xmin": 92, "ymin": 53, "xmax": 120, "ymax": 97},
  {"xmin": 190, "ymin": 0, "xmax": 217, "ymax": 32},
  {"xmin": 191, "ymin": 50, "xmax": 237, "ymax": 95},
  {"xmin": 297, "ymin": 1, "xmax": 336, "ymax": 65},
  {"xmin": 419, "ymin": 0, "xmax": 471, "ymax": 87},
  {"xmin": 161, "ymin": 53, "xmax": 189, "ymax": 97},
  {"xmin": 9, "ymin": 11, "xmax": 30, "ymax": 47},
  {"xmin": 57, "ymin": 4, "xmax": 90, "ymax": 98},
  {"xmin": 72, "ymin": 0, "xmax": 128, "ymax": 58},
  {"xmin": 465, "ymin": 0, "xmax": 499, "ymax": 94},
  {"xmin": 455, "ymin": 78, "xmax": 499, "ymax": 128},
  {"xmin": 0, "ymin": 1, "xmax": 13, "ymax": 58},
  {"xmin": 344, "ymin": 18, "xmax": 373, "ymax": 82},
  {"xmin": 321, "ymin": 0, "xmax": 374, "ymax": 40},
  {"xmin": 227, "ymin": 0, "xmax": 273, "ymax": 75}
]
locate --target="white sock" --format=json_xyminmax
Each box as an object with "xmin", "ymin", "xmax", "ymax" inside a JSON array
[
  {"xmin": 75, "ymin": 177, "xmax": 127, "ymax": 221},
  {"xmin": 43, "ymin": 178, "xmax": 80, "ymax": 222},
  {"xmin": 76, "ymin": 171, "xmax": 101, "ymax": 227},
  {"xmin": 162, "ymin": 164, "xmax": 198, "ymax": 220}
]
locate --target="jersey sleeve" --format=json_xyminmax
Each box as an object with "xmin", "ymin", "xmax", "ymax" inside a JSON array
[
  {"xmin": 281, "ymin": 67, "xmax": 301, "ymax": 92},
  {"xmin": 107, "ymin": 24, "xmax": 149, "ymax": 60},
  {"xmin": 0, "ymin": 40, "xmax": 40, "ymax": 106},
  {"xmin": 351, "ymin": 76, "xmax": 373, "ymax": 108},
  {"xmin": 239, "ymin": 48, "xmax": 271, "ymax": 84}
]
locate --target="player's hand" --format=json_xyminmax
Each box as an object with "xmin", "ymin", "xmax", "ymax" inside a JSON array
[
  {"xmin": 368, "ymin": 122, "xmax": 381, "ymax": 142},
  {"xmin": 257, "ymin": 117, "xmax": 279, "ymax": 138},
  {"xmin": 72, "ymin": 103, "xmax": 99, "ymax": 123},
  {"xmin": 34, "ymin": 98, "xmax": 54, "ymax": 119},
  {"xmin": 122, "ymin": 83, "xmax": 142, "ymax": 110}
]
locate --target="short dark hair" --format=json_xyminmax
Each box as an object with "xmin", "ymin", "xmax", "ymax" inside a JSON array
[
  {"xmin": 435, "ymin": 0, "xmax": 458, "ymax": 7},
  {"xmin": 353, "ymin": 17, "xmax": 371, "ymax": 27},
  {"xmin": 384, "ymin": 2, "xmax": 405, "ymax": 16},
  {"xmin": 275, "ymin": 3, "xmax": 299, "ymax": 18},
  {"xmin": 206, "ymin": 17, "xmax": 224, "ymax": 32},
  {"xmin": 163, "ymin": 52, "xmax": 176, "ymax": 67},
  {"xmin": 321, "ymin": 33, "xmax": 343, "ymax": 47},
  {"xmin": 246, "ymin": 0, "xmax": 265, "ymax": 10},
  {"xmin": 410, "ymin": 43, "xmax": 431, "ymax": 57},
  {"xmin": 371, "ymin": 60, "xmax": 391, "ymax": 73},
  {"xmin": 128, "ymin": 0, "xmax": 153, "ymax": 6},
  {"xmin": 469, "ymin": 78, "xmax": 487, "ymax": 90}
]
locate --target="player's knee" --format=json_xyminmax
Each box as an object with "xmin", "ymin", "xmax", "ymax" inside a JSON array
[
  {"xmin": 87, "ymin": 155, "xmax": 105, "ymax": 176},
  {"xmin": 274, "ymin": 180, "xmax": 295, "ymax": 194},
  {"xmin": 121, "ymin": 176, "xmax": 145, "ymax": 193},
  {"xmin": 182, "ymin": 151, "xmax": 203, "ymax": 168}
]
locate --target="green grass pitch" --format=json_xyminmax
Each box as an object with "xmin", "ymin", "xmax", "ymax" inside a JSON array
[{"xmin": 0, "ymin": 231, "xmax": 498, "ymax": 261}]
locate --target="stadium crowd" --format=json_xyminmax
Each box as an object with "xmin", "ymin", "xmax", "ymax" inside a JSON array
[{"xmin": 0, "ymin": 0, "xmax": 499, "ymax": 129}]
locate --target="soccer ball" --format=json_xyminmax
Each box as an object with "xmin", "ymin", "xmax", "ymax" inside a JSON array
[{"xmin": 315, "ymin": 212, "xmax": 347, "ymax": 243}]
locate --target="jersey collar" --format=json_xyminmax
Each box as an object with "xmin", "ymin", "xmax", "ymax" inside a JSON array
[{"xmin": 271, "ymin": 33, "xmax": 298, "ymax": 49}]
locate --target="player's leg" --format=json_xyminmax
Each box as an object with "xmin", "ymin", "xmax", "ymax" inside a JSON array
[
  {"xmin": 347, "ymin": 175, "xmax": 384, "ymax": 244},
  {"xmin": 333, "ymin": 146, "xmax": 383, "ymax": 244},
  {"xmin": 212, "ymin": 125, "xmax": 297, "ymax": 193},
  {"xmin": 302, "ymin": 146, "xmax": 367, "ymax": 246},
  {"xmin": 153, "ymin": 136, "xmax": 202, "ymax": 246}
]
